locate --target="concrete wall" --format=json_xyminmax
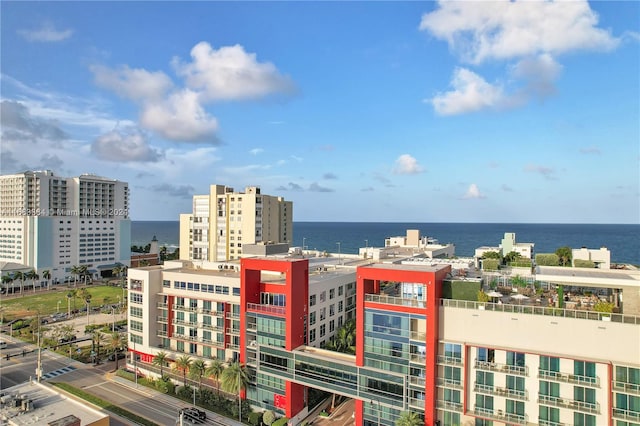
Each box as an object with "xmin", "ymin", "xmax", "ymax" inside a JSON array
[{"xmin": 440, "ymin": 305, "xmax": 639, "ymax": 365}]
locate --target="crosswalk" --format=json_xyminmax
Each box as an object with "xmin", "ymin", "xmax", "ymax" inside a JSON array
[{"xmin": 41, "ymin": 365, "xmax": 76, "ymax": 380}]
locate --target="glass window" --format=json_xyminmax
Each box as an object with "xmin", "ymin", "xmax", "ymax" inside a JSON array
[
  {"xmin": 445, "ymin": 343, "xmax": 462, "ymax": 360},
  {"xmin": 574, "ymin": 412, "xmax": 596, "ymax": 426},
  {"xmin": 539, "ymin": 406, "xmax": 560, "ymax": 423},
  {"xmin": 477, "ymin": 347, "xmax": 495, "ymax": 363},
  {"xmin": 507, "ymin": 351, "xmax": 525, "ymax": 367},
  {"xmin": 309, "ymin": 311, "xmax": 316, "ymax": 326},
  {"xmin": 575, "ymin": 361, "xmax": 596, "ymax": 378},
  {"xmin": 539, "ymin": 381, "xmax": 560, "ymax": 397},
  {"xmin": 540, "ymin": 355, "xmax": 560, "ymax": 371}
]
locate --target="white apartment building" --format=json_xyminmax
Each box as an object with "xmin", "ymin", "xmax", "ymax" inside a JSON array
[
  {"xmin": 179, "ymin": 185, "xmax": 292, "ymax": 262},
  {"xmin": 0, "ymin": 170, "xmax": 130, "ymax": 283},
  {"xmin": 127, "ymin": 256, "xmax": 357, "ymax": 370}
]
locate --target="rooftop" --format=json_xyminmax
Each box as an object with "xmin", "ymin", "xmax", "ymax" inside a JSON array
[{"xmin": 0, "ymin": 381, "xmax": 108, "ymax": 425}]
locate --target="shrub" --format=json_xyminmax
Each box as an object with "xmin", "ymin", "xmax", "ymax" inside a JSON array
[
  {"xmin": 477, "ymin": 290, "xmax": 489, "ymax": 303},
  {"xmin": 176, "ymin": 385, "xmax": 193, "ymax": 399},
  {"xmin": 574, "ymin": 259, "xmax": 595, "ymax": 268},
  {"xmin": 249, "ymin": 411, "xmax": 264, "ymax": 426},
  {"xmin": 594, "ymin": 301, "xmax": 614, "ymax": 313},
  {"xmin": 272, "ymin": 418, "xmax": 289, "ymax": 426},
  {"xmin": 536, "ymin": 253, "xmax": 559, "ymax": 266},
  {"xmin": 263, "ymin": 410, "xmax": 276, "ymax": 426},
  {"xmin": 482, "ymin": 259, "xmax": 500, "ymax": 271}
]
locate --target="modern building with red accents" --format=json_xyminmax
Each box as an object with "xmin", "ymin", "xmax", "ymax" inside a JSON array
[{"xmin": 128, "ymin": 254, "xmax": 640, "ymax": 425}]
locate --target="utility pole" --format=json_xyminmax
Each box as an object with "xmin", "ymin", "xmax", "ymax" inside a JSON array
[{"xmin": 36, "ymin": 314, "xmax": 42, "ymax": 383}]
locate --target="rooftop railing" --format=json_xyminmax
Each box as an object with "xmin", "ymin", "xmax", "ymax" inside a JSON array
[
  {"xmin": 246, "ymin": 303, "xmax": 285, "ymax": 316},
  {"xmin": 365, "ymin": 294, "xmax": 426, "ymax": 308},
  {"xmin": 441, "ymin": 299, "xmax": 640, "ymax": 324}
]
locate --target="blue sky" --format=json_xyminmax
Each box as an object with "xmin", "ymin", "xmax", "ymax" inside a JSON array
[{"xmin": 1, "ymin": 1, "xmax": 638, "ymax": 223}]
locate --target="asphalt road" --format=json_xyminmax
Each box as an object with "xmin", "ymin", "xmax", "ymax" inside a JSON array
[{"xmin": 0, "ymin": 336, "xmax": 242, "ymax": 426}]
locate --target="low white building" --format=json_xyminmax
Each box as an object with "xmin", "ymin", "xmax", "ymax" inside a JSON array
[{"xmin": 572, "ymin": 246, "xmax": 611, "ymax": 269}]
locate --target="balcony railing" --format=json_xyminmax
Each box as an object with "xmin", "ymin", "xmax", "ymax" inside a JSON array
[
  {"xmin": 441, "ymin": 298, "xmax": 640, "ymax": 324},
  {"xmin": 202, "ymin": 323, "xmax": 224, "ymax": 332},
  {"xmin": 157, "ymin": 302, "xmax": 168, "ymax": 309},
  {"xmin": 173, "ymin": 304, "xmax": 200, "ymax": 313},
  {"xmin": 613, "ymin": 381, "xmax": 640, "ymax": 395},
  {"xmin": 436, "ymin": 377, "xmax": 461, "ymax": 389},
  {"xmin": 612, "ymin": 407, "xmax": 640, "ymax": 422},
  {"xmin": 157, "ymin": 330, "xmax": 168, "ymax": 337},
  {"xmin": 246, "ymin": 303, "xmax": 285, "ymax": 316},
  {"xmin": 173, "ymin": 318, "xmax": 198, "ymax": 327},
  {"xmin": 410, "ymin": 376, "xmax": 427, "ymax": 387},
  {"xmin": 408, "ymin": 397, "xmax": 426, "ymax": 409},
  {"xmin": 539, "ymin": 420, "xmax": 569, "ymax": 426},
  {"xmin": 495, "ymin": 386, "xmax": 528, "ymax": 400},
  {"xmin": 537, "ymin": 395, "xmax": 600, "ymax": 414},
  {"xmin": 226, "ymin": 327, "xmax": 240, "ymax": 335},
  {"xmin": 437, "ymin": 355, "xmax": 463, "ymax": 366},
  {"xmin": 473, "ymin": 406, "xmax": 527, "ymax": 425},
  {"xmin": 156, "ymin": 316, "xmax": 168, "ymax": 323},
  {"xmin": 475, "ymin": 359, "xmax": 528, "ymax": 376},
  {"xmin": 365, "ymin": 294, "xmax": 426, "ymax": 308},
  {"xmin": 410, "ymin": 330, "xmax": 426, "ymax": 341},
  {"xmin": 174, "ymin": 333, "xmax": 199, "ymax": 342},
  {"xmin": 436, "ymin": 400, "xmax": 462, "ymax": 412},
  {"xmin": 538, "ymin": 369, "xmax": 600, "ymax": 387},
  {"xmin": 410, "ymin": 353, "xmax": 426, "ymax": 364}
]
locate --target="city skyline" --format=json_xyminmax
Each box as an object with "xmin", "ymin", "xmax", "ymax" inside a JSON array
[{"xmin": 1, "ymin": 1, "xmax": 638, "ymax": 224}]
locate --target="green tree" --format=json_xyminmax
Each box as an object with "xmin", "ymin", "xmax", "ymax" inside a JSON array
[
  {"xmin": 153, "ymin": 351, "xmax": 169, "ymax": 378},
  {"xmin": 262, "ymin": 410, "xmax": 276, "ymax": 426},
  {"xmin": 205, "ymin": 358, "xmax": 225, "ymax": 394},
  {"xmin": 477, "ymin": 290, "xmax": 490, "ymax": 303},
  {"xmin": 326, "ymin": 319, "xmax": 356, "ymax": 354},
  {"xmin": 482, "ymin": 251, "xmax": 501, "ymax": 260},
  {"xmin": 555, "ymin": 246, "xmax": 572, "ymax": 267},
  {"xmin": 13, "ymin": 271, "xmax": 24, "ymax": 295},
  {"xmin": 108, "ymin": 332, "xmax": 126, "ymax": 370},
  {"xmin": 221, "ymin": 362, "xmax": 251, "ymax": 422},
  {"xmin": 190, "ymin": 359, "xmax": 207, "ymax": 389},
  {"xmin": 1, "ymin": 273, "xmax": 12, "ymax": 295},
  {"xmin": 504, "ymin": 251, "xmax": 522, "ymax": 265},
  {"xmin": 42, "ymin": 270, "xmax": 51, "ymax": 290},
  {"xmin": 70, "ymin": 265, "xmax": 81, "ymax": 287},
  {"xmin": 594, "ymin": 300, "xmax": 614, "ymax": 313},
  {"xmin": 395, "ymin": 411, "xmax": 423, "ymax": 426},
  {"xmin": 174, "ymin": 354, "xmax": 193, "ymax": 387},
  {"xmin": 92, "ymin": 330, "xmax": 105, "ymax": 363}
]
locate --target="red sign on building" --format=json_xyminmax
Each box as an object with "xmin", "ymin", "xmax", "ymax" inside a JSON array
[{"xmin": 274, "ymin": 394, "xmax": 286, "ymax": 409}]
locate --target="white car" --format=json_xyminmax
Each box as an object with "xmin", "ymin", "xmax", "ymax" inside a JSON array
[{"xmin": 0, "ymin": 341, "xmax": 7, "ymax": 348}]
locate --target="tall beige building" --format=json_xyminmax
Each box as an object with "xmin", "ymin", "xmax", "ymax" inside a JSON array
[
  {"xmin": 0, "ymin": 170, "xmax": 131, "ymax": 283},
  {"xmin": 179, "ymin": 185, "xmax": 292, "ymax": 262}
]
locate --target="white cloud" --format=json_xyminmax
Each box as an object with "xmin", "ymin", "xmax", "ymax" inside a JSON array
[
  {"xmin": 525, "ymin": 164, "xmax": 557, "ymax": 180},
  {"xmin": 173, "ymin": 42, "xmax": 296, "ymax": 101},
  {"xmin": 249, "ymin": 148, "xmax": 264, "ymax": 156},
  {"xmin": 91, "ymin": 65, "xmax": 173, "ymax": 101},
  {"xmin": 419, "ymin": 0, "xmax": 619, "ymax": 64},
  {"xmin": 580, "ymin": 146, "xmax": 602, "ymax": 155},
  {"xmin": 430, "ymin": 68, "xmax": 505, "ymax": 115},
  {"xmin": 18, "ymin": 23, "xmax": 73, "ymax": 42},
  {"xmin": 511, "ymin": 54, "xmax": 563, "ymax": 99},
  {"xmin": 463, "ymin": 183, "xmax": 485, "ymax": 199},
  {"xmin": 392, "ymin": 154, "xmax": 425, "ymax": 175},
  {"xmin": 91, "ymin": 127, "xmax": 162, "ymax": 162},
  {"xmin": 140, "ymin": 89, "xmax": 219, "ymax": 143}
]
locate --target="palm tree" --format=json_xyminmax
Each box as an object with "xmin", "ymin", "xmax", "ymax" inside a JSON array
[
  {"xmin": 13, "ymin": 271, "xmax": 24, "ymax": 295},
  {"xmin": 153, "ymin": 351, "xmax": 169, "ymax": 378},
  {"xmin": 70, "ymin": 265, "xmax": 81, "ymax": 287},
  {"xmin": 395, "ymin": 411, "xmax": 422, "ymax": 426},
  {"xmin": 79, "ymin": 265, "xmax": 89, "ymax": 284},
  {"xmin": 92, "ymin": 330, "xmax": 105, "ymax": 363},
  {"xmin": 555, "ymin": 246, "xmax": 572, "ymax": 267},
  {"xmin": 26, "ymin": 270, "xmax": 38, "ymax": 293},
  {"xmin": 205, "ymin": 358, "xmax": 225, "ymax": 394},
  {"xmin": 174, "ymin": 354, "xmax": 193, "ymax": 387},
  {"xmin": 108, "ymin": 332, "xmax": 126, "ymax": 370},
  {"xmin": 112, "ymin": 265, "xmax": 122, "ymax": 280},
  {"xmin": 1, "ymin": 273, "xmax": 12, "ymax": 294},
  {"xmin": 42, "ymin": 270, "xmax": 51, "ymax": 291},
  {"xmin": 190, "ymin": 359, "xmax": 207, "ymax": 389},
  {"xmin": 221, "ymin": 361, "xmax": 251, "ymax": 422}
]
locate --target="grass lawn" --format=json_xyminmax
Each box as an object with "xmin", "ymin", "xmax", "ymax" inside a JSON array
[{"xmin": 0, "ymin": 285, "xmax": 126, "ymax": 321}]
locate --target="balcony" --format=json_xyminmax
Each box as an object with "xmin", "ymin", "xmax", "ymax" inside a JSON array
[
  {"xmin": 409, "ymin": 353, "xmax": 426, "ymax": 364},
  {"xmin": 408, "ymin": 397, "xmax": 426, "ymax": 409},
  {"xmin": 539, "ymin": 420, "xmax": 569, "ymax": 426},
  {"xmin": 437, "ymin": 355, "xmax": 463, "ymax": 367},
  {"xmin": 157, "ymin": 330, "xmax": 168, "ymax": 337},
  {"xmin": 156, "ymin": 316, "xmax": 168, "ymax": 323},
  {"xmin": 472, "ymin": 406, "xmax": 527, "ymax": 425},
  {"xmin": 202, "ymin": 323, "xmax": 224, "ymax": 332},
  {"xmin": 173, "ymin": 304, "xmax": 200, "ymax": 313},
  {"xmin": 410, "ymin": 330, "xmax": 426, "ymax": 341},
  {"xmin": 436, "ymin": 400, "xmax": 462, "ymax": 412},
  {"xmin": 226, "ymin": 327, "xmax": 240, "ymax": 335},
  {"xmin": 246, "ymin": 303, "xmax": 285, "ymax": 316},
  {"xmin": 227, "ymin": 343, "xmax": 240, "ymax": 351},
  {"xmin": 174, "ymin": 318, "xmax": 198, "ymax": 327},
  {"xmin": 612, "ymin": 407, "xmax": 640, "ymax": 422},
  {"xmin": 157, "ymin": 302, "xmax": 168, "ymax": 309},
  {"xmin": 410, "ymin": 376, "xmax": 427, "ymax": 388},
  {"xmin": 613, "ymin": 381, "xmax": 640, "ymax": 395},
  {"xmin": 538, "ymin": 369, "xmax": 600, "ymax": 387},
  {"xmin": 174, "ymin": 333, "xmax": 199, "ymax": 342},
  {"xmin": 436, "ymin": 377, "xmax": 461, "ymax": 389},
  {"xmin": 537, "ymin": 395, "xmax": 600, "ymax": 414},
  {"xmin": 474, "ymin": 359, "xmax": 528, "ymax": 376},
  {"xmin": 365, "ymin": 294, "xmax": 426, "ymax": 308}
]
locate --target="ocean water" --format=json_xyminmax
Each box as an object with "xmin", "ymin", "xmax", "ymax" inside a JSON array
[{"xmin": 132, "ymin": 221, "xmax": 640, "ymax": 265}]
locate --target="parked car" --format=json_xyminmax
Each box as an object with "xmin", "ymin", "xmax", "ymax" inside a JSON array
[
  {"xmin": 179, "ymin": 407, "xmax": 206, "ymax": 421},
  {"xmin": 107, "ymin": 352, "xmax": 126, "ymax": 361},
  {"xmin": 58, "ymin": 335, "xmax": 76, "ymax": 344}
]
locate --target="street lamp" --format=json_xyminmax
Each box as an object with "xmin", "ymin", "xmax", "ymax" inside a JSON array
[
  {"xmin": 112, "ymin": 307, "xmax": 116, "ymax": 332},
  {"xmin": 57, "ymin": 300, "xmax": 61, "ymax": 313}
]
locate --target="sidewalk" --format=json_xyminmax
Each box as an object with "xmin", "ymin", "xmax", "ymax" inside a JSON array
[{"xmin": 108, "ymin": 373, "xmax": 245, "ymax": 426}]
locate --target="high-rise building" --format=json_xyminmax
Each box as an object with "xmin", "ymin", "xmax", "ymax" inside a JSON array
[
  {"xmin": 179, "ymin": 184, "xmax": 292, "ymax": 262},
  {"xmin": 0, "ymin": 170, "xmax": 131, "ymax": 284}
]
